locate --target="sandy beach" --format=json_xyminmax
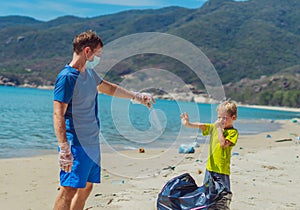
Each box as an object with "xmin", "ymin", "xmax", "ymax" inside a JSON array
[{"xmin": 0, "ymin": 118, "xmax": 299, "ymax": 210}]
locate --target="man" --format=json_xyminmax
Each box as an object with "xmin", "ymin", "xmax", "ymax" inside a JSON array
[{"xmin": 53, "ymin": 30, "xmax": 154, "ymax": 210}]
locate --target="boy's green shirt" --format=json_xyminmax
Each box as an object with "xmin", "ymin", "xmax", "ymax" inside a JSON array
[{"xmin": 202, "ymin": 124, "xmax": 239, "ymax": 175}]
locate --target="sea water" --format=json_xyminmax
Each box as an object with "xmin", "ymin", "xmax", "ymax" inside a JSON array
[{"xmin": 0, "ymin": 86, "xmax": 299, "ymax": 158}]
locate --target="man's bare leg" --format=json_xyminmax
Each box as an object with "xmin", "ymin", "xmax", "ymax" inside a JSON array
[
  {"xmin": 70, "ymin": 182, "xmax": 93, "ymax": 210},
  {"xmin": 54, "ymin": 186, "xmax": 77, "ymax": 210}
]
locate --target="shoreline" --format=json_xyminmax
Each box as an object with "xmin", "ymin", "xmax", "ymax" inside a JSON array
[
  {"xmin": 0, "ymin": 118, "xmax": 298, "ymax": 160},
  {"xmin": 2, "ymin": 85, "xmax": 300, "ymax": 113},
  {"xmin": 0, "ymin": 119, "xmax": 299, "ymax": 209},
  {"xmin": 237, "ymin": 104, "xmax": 300, "ymax": 113}
]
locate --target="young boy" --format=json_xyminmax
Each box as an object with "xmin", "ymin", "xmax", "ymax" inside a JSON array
[{"xmin": 180, "ymin": 101, "xmax": 238, "ymax": 210}]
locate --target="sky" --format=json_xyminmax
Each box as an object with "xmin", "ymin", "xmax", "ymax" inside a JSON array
[{"xmin": 0, "ymin": 0, "xmax": 208, "ymax": 21}]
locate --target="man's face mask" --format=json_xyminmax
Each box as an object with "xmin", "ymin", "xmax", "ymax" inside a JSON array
[{"xmin": 86, "ymin": 55, "xmax": 101, "ymax": 69}]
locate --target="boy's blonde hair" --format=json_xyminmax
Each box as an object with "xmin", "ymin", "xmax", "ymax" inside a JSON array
[{"xmin": 217, "ymin": 101, "xmax": 238, "ymax": 118}]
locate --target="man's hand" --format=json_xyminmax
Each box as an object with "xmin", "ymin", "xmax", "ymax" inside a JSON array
[
  {"xmin": 58, "ymin": 142, "xmax": 73, "ymax": 173},
  {"xmin": 131, "ymin": 92, "xmax": 156, "ymax": 109}
]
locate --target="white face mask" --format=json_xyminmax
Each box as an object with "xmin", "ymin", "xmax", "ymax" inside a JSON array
[{"xmin": 86, "ymin": 56, "xmax": 101, "ymax": 69}]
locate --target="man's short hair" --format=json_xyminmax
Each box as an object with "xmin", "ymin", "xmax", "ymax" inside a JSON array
[{"xmin": 73, "ymin": 30, "xmax": 103, "ymax": 54}]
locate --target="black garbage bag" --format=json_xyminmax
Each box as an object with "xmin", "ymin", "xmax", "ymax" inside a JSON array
[{"xmin": 157, "ymin": 173, "xmax": 225, "ymax": 210}]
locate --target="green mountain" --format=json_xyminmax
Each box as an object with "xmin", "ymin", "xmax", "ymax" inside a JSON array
[{"xmin": 0, "ymin": 0, "xmax": 299, "ymax": 107}]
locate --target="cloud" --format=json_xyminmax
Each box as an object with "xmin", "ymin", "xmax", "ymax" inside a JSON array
[
  {"xmin": 74, "ymin": 0, "xmax": 206, "ymax": 7},
  {"xmin": 1, "ymin": 0, "xmax": 92, "ymax": 19},
  {"xmin": 74, "ymin": 0, "xmax": 160, "ymax": 7},
  {"xmin": 2, "ymin": 1, "xmax": 69, "ymax": 14}
]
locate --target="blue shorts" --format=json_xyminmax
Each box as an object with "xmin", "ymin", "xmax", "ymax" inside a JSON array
[{"xmin": 60, "ymin": 145, "xmax": 101, "ymax": 188}]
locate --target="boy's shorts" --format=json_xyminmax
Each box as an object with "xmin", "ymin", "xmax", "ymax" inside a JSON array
[
  {"xmin": 60, "ymin": 145, "xmax": 101, "ymax": 188},
  {"xmin": 204, "ymin": 170, "xmax": 232, "ymax": 210},
  {"xmin": 203, "ymin": 170, "xmax": 231, "ymax": 192}
]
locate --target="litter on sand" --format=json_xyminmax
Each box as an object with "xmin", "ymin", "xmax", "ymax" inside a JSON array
[{"xmin": 275, "ymin": 138, "xmax": 292, "ymax": 143}]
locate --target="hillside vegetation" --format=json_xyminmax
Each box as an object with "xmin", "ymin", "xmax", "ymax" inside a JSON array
[{"xmin": 0, "ymin": 0, "xmax": 299, "ymax": 107}]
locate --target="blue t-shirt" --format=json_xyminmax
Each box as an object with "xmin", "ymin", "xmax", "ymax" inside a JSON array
[{"xmin": 54, "ymin": 65, "xmax": 103, "ymax": 146}]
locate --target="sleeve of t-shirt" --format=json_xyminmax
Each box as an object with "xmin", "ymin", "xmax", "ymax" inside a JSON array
[
  {"xmin": 53, "ymin": 74, "xmax": 76, "ymax": 104},
  {"xmin": 224, "ymin": 129, "xmax": 239, "ymax": 146},
  {"xmin": 202, "ymin": 123, "xmax": 213, "ymax": 136},
  {"xmin": 91, "ymin": 69, "xmax": 103, "ymax": 85}
]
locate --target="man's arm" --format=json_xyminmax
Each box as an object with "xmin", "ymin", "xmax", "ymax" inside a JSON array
[
  {"xmin": 53, "ymin": 101, "xmax": 68, "ymax": 144},
  {"xmin": 53, "ymin": 100, "xmax": 73, "ymax": 172},
  {"xmin": 97, "ymin": 80, "xmax": 135, "ymax": 99},
  {"xmin": 97, "ymin": 80, "xmax": 155, "ymax": 108}
]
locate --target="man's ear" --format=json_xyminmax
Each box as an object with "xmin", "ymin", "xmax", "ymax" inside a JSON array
[
  {"xmin": 84, "ymin": 46, "xmax": 91, "ymax": 55},
  {"xmin": 232, "ymin": 115, "xmax": 237, "ymax": 120}
]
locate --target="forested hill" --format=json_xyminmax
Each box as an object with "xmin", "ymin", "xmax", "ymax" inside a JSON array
[{"xmin": 0, "ymin": 0, "xmax": 299, "ymax": 107}]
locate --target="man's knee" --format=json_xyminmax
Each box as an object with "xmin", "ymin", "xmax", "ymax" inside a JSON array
[
  {"xmin": 84, "ymin": 182, "xmax": 93, "ymax": 195},
  {"xmin": 76, "ymin": 182, "xmax": 93, "ymax": 199},
  {"xmin": 59, "ymin": 186, "xmax": 78, "ymax": 201}
]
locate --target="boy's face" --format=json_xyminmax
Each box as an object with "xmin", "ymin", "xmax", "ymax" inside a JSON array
[{"xmin": 217, "ymin": 111, "xmax": 236, "ymax": 128}]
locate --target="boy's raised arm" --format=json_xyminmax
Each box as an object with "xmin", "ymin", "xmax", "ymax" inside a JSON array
[{"xmin": 180, "ymin": 112, "xmax": 206, "ymax": 131}]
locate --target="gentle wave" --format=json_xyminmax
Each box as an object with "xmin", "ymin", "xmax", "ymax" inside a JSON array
[{"xmin": 0, "ymin": 86, "xmax": 299, "ymax": 158}]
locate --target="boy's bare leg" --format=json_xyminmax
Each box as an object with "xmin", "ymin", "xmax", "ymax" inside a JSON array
[{"xmin": 209, "ymin": 192, "xmax": 232, "ymax": 210}]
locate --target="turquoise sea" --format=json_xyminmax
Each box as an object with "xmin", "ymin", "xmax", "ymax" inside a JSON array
[{"xmin": 1, "ymin": 86, "xmax": 299, "ymax": 158}]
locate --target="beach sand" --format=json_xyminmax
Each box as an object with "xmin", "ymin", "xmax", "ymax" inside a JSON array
[{"xmin": 0, "ymin": 119, "xmax": 299, "ymax": 210}]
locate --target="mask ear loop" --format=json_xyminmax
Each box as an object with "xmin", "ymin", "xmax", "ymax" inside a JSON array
[{"xmin": 84, "ymin": 46, "xmax": 92, "ymax": 61}]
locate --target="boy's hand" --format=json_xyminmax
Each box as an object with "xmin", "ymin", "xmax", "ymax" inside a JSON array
[
  {"xmin": 215, "ymin": 119, "xmax": 224, "ymax": 129},
  {"xmin": 180, "ymin": 112, "xmax": 189, "ymax": 126}
]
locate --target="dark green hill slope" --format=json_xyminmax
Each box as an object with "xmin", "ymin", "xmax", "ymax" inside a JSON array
[{"xmin": 0, "ymin": 0, "xmax": 299, "ymax": 107}]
